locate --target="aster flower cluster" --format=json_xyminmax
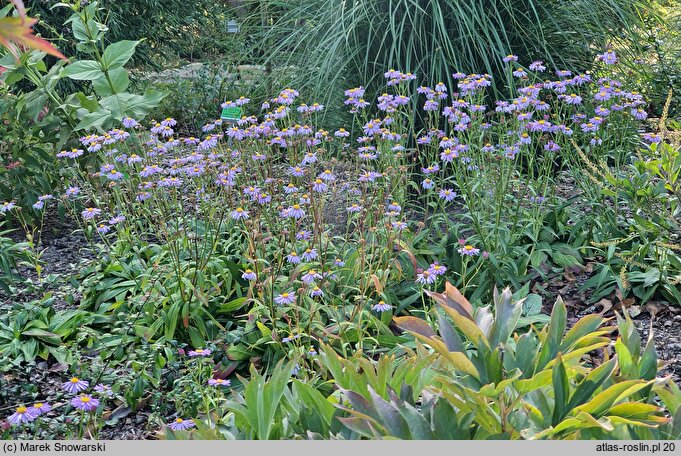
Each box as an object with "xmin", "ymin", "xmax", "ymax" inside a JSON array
[
  {"xmin": 5, "ymin": 376, "xmax": 113, "ymax": 428},
  {"xmin": 43, "ymin": 49, "xmax": 655, "ymax": 380}
]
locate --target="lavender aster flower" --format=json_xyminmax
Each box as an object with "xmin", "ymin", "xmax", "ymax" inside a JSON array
[
  {"xmin": 286, "ymin": 252, "xmax": 301, "ymax": 264},
  {"xmin": 372, "ymin": 301, "xmax": 392, "ymax": 312},
  {"xmin": 529, "ymin": 61, "xmax": 546, "ymax": 72},
  {"xmin": 109, "ymin": 215, "xmax": 126, "ymax": 225},
  {"xmin": 296, "ymin": 230, "xmax": 312, "ymax": 241},
  {"xmin": 416, "ymin": 270, "xmax": 436, "ymax": 285},
  {"xmin": 391, "ymin": 221, "xmax": 408, "ymax": 231},
  {"xmin": 0, "ymin": 201, "xmax": 16, "ymax": 213},
  {"xmin": 242, "ymin": 269, "xmax": 257, "ymax": 281},
  {"xmin": 428, "ymin": 262, "xmax": 447, "ymax": 276},
  {"xmin": 29, "ymin": 402, "xmax": 51, "ymax": 416},
  {"xmin": 7, "ymin": 406, "xmax": 37, "ymax": 425},
  {"xmin": 81, "ymin": 208, "xmax": 101, "ymax": 220},
  {"xmin": 458, "ymin": 245, "xmax": 481, "ymax": 256},
  {"xmin": 231, "ymin": 207, "xmax": 250, "ymax": 220},
  {"xmin": 62, "ymin": 377, "xmax": 89, "ymax": 393},
  {"xmin": 122, "ymin": 117, "xmax": 139, "ymax": 128},
  {"xmin": 598, "ymin": 50, "xmax": 617, "ymax": 65},
  {"xmin": 71, "ymin": 395, "xmax": 100, "ymax": 412},
  {"xmin": 287, "ymin": 204, "xmax": 306, "ymax": 219},
  {"xmin": 188, "ymin": 348, "xmax": 212, "ymax": 357},
  {"xmin": 168, "ymin": 418, "xmax": 195, "ymax": 431},
  {"xmin": 275, "ymin": 291, "xmax": 296, "ymax": 305},
  {"xmin": 94, "ymin": 384, "xmax": 113, "ymax": 398},
  {"xmin": 312, "ymin": 179, "xmax": 328, "ymax": 193},
  {"xmin": 302, "ymin": 248, "xmax": 318, "ymax": 261},
  {"xmin": 208, "ymin": 378, "xmax": 231, "ymax": 387},
  {"xmin": 302, "ymin": 269, "xmax": 322, "ymax": 284},
  {"xmin": 438, "ymin": 189, "xmax": 457, "ymax": 202}
]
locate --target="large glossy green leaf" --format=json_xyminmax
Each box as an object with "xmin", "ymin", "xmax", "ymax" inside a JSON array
[
  {"xmin": 576, "ymin": 380, "xmax": 654, "ymax": 418},
  {"xmin": 101, "ymin": 40, "xmax": 140, "ymax": 70},
  {"xmin": 567, "ymin": 357, "xmax": 618, "ymax": 412},
  {"xmin": 489, "ymin": 286, "xmax": 523, "ymax": 347},
  {"xmin": 92, "ymin": 67, "xmax": 129, "ymax": 96},
  {"xmin": 61, "ymin": 59, "xmax": 103, "ymax": 80},
  {"xmin": 536, "ymin": 296, "xmax": 567, "ymax": 372}
]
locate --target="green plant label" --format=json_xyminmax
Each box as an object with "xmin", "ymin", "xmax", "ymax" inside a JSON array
[{"xmin": 221, "ymin": 106, "xmax": 242, "ymax": 121}]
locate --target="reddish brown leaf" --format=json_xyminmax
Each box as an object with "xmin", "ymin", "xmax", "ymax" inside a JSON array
[{"xmin": 393, "ymin": 316, "xmax": 436, "ymax": 339}]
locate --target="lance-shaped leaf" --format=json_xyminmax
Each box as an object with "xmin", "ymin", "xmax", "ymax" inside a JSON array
[
  {"xmin": 576, "ymin": 379, "xmax": 655, "ymax": 418},
  {"xmin": 437, "ymin": 314, "xmax": 464, "ymax": 353},
  {"xmin": 551, "ymin": 353, "xmax": 570, "ymax": 425},
  {"xmin": 607, "ymin": 402, "xmax": 671, "ymax": 427},
  {"xmin": 489, "ymin": 286, "xmax": 524, "ymax": 347},
  {"xmin": 425, "ymin": 281, "xmax": 474, "ymax": 319},
  {"xmin": 566, "ymin": 357, "xmax": 618, "ymax": 411},
  {"xmin": 393, "ymin": 316, "xmax": 435, "ymax": 339},
  {"xmin": 394, "ymin": 317, "xmax": 479, "ymax": 379},
  {"xmin": 536, "ymin": 296, "xmax": 567, "ymax": 372}
]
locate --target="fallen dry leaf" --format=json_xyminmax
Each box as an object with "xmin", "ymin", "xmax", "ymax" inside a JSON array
[
  {"xmin": 596, "ymin": 298, "xmax": 613, "ymax": 315},
  {"xmin": 627, "ymin": 305, "xmax": 642, "ymax": 318}
]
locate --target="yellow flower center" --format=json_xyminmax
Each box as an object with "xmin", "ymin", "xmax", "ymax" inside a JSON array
[
  {"xmin": 282, "ymin": 293, "xmax": 289, "ymax": 298},
  {"xmin": 176, "ymin": 418, "xmax": 184, "ymax": 423},
  {"xmin": 293, "ymin": 204, "xmax": 300, "ymax": 210},
  {"xmin": 17, "ymin": 406, "xmax": 27, "ymax": 413},
  {"xmin": 80, "ymin": 396, "xmax": 91, "ymax": 403},
  {"xmin": 70, "ymin": 377, "xmax": 80, "ymax": 383}
]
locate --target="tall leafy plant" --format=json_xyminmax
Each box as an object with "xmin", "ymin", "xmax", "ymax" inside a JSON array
[{"xmin": 246, "ymin": 0, "xmax": 654, "ymax": 110}]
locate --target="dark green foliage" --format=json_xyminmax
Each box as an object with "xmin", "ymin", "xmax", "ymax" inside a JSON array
[{"xmin": 32, "ymin": 0, "xmax": 242, "ymax": 69}]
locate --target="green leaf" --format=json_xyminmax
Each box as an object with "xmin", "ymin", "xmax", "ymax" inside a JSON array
[
  {"xmin": 522, "ymin": 293, "xmax": 543, "ymax": 316},
  {"xmin": 75, "ymin": 92, "xmax": 99, "ymax": 112},
  {"xmin": 489, "ymin": 286, "xmax": 523, "ymax": 347},
  {"xmin": 124, "ymin": 89, "xmax": 168, "ymax": 118},
  {"xmin": 102, "ymin": 40, "xmax": 140, "ymax": 70},
  {"xmin": 537, "ymin": 296, "xmax": 567, "ymax": 372},
  {"xmin": 551, "ymin": 353, "xmax": 569, "ymax": 425},
  {"xmin": 92, "ymin": 67, "xmax": 129, "ymax": 97},
  {"xmin": 577, "ymin": 380, "xmax": 654, "ymax": 418},
  {"xmin": 74, "ymin": 107, "xmax": 110, "ymax": 131},
  {"xmin": 61, "ymin": 60, "xmax": 103, "ymax": 80},
  {"xmin": 567, "ymin": 357, "xmax": 617, "ymax": 411}
]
